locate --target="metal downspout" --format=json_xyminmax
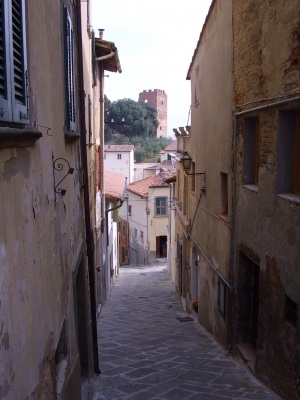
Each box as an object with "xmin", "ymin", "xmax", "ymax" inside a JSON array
[
  {"xmin": 105, "ymin": 200, "xmax": 124, "ymax": 246},
  {"xmin": 228, "ymin": 115, "xmax": 238, "ymax": 356},
  {"xmin": 76, "ymin": 1, "xmax": 100, "ymax": 375}
]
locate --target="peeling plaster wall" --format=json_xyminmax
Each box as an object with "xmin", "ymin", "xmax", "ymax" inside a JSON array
[
  {"xmin": 0, "ymin": 0, "xmax": 89, "ymax": 398},
  {"xmin": 233, "ymin": 1, "xmax": 300, "ymax": 398},
  {"xmin": 187, "ymin": 0, "xmax": 233, "ymax": 346}
]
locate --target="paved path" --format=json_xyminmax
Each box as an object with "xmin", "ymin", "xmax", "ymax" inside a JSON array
[{"xmin": 91, "ymin": 264, "xmax": 280, "ymax": 400}]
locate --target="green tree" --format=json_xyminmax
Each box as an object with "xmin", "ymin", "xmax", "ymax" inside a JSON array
[{"xmin": 104, "ymin": 96, "xmax": 158, "ymax": 139}]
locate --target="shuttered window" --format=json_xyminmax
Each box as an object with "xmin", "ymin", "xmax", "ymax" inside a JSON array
[
  {"xmin": 64, "ymin": 6, "xmax": 76, "ymax": 131},
  {"xmin": 0, "ymin": 0, "xmax": 28, "ymax": 123}
]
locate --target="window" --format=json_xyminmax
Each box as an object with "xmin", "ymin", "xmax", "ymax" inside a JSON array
[
  {"xmin": 117, "ymin": 154, "xmax": 121, "ymax": 159},
  {"xmin": 155, "ymin": 197, "xmax": 167, "ymax": 215},
  {"xmin": 134, "ymin": 228, "xmax": 137, "ymax": 238},
  {"xmin": 284, "ymin": 295, "xmax": 297, "ymax": 330},
  {"xmin": 220, "ymin": 172, "xmax": 228, "ymax": 220},
  {"xmin": 140, "ymin": 230, "xmax": 144, "ymax": 242},
  {"xmin": 243, "ymin": 117, "xmax": 260, "ymax": 185},
  {"xmin": 64, "ymin": 6, "xmax": 76, "ymax": 131},
  {"xmin": 128, "ymin": 205, "xmax": 132, "ymax": 216},
  {"xmin": 218, "ymin": 280, "xmax": 226, "ymax": 319},
  {"xmin": 0, "ymin": 0, "xmax": 28, "ymax": 123},
  {"xmin": 104, "ymin": 153, "xmax": 106, "ymax": 160},
  {"xmin": 277, "ymin": 111, "xmax": 300, "ymax": 195}
]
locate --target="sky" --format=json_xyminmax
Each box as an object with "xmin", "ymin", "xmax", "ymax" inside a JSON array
[{"xmin": 92, "ymin": 0, "xmax": 212, "ymax": 138}]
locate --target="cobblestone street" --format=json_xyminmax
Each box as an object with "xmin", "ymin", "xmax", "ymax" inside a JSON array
[{"xmin": 89, "ymin": 263, "xmax": 281, "ymax": 400}]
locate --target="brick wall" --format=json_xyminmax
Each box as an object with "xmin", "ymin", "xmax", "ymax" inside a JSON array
[{"xmin": 139, "ymin": 89, "xmax": 168, "ymax": 138}]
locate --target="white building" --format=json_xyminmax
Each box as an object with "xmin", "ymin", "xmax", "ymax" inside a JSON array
[{"xmin": 104, "ymin": 145, "xmax": 134, "ymax": 183}]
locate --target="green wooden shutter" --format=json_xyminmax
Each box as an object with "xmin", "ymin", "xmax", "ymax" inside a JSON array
[
  {"xmin": 0, "ymin": 0, "xmax": 11, "ymax": 121},
  {"xmin": 11, "ymin": 0, "xmax": 28, "ymax": 122},
  {"xmin": 64, "ymin": 6, "xmax": 76, "ymax": 131}
]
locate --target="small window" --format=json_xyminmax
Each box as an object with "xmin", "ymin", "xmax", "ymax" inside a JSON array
[
  {"xmin": 104, "ymin": 153, "xmax": 106, "ymax": 160},
  {"xmin": 218, "ymin": 280, "xmax": 226, "ymax": 319},
  {"xmin": 243, "ymin": 117, "xmax": 260, "ymax": 185},
  {"xmin": 134, "ymin": 228, "xmax": 137, "ymax": 238},
  {"xmin": 117, "ymin": 154, "xmax": 122, "ymax": 160},
  {"xmin": 155, "ymin": 197, "xmax": 167, "ymax": 215},
  {"xmin": 277, "ymin": 111, "xmax": 300, "ymax": 195},
  {"xmin": 160, "ymin": 126, "xmax": 162, "ymax": 130},
  {"xmin": 140, "ymin": 230, "xmax": 144, "ymax": 242},
  {"xmin": 128, "ymin": 205, "xmax": 132, "ymax": 216},
  {"xmin": 284, "ymin": 295, "xmax": 297, "ymax": 329},
  {"xmin": 220, "ymin": 172, "xmax": 228, "ymax": 220}
]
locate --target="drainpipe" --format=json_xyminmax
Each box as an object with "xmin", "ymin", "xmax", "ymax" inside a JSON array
[
  {"xmin": 76, "ymin": 1, "xmax": 101, "ymax": 374},
  {"xmin": 228, "ymin": 115, "xmax": 238, "ymax": 356},
  {"xmin": 105, "ymin": 200, "xmax": 124, "ymax": 246}
]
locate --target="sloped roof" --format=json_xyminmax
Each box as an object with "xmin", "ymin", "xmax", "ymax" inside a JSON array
[
  {"xmin": 126, "ymin": 174, "xmax": 168, "ymax": 197},
  {"xmin": 163, "ymin": 140, "xmax": 177, "ymax": 152},
  {"xmin": 104, "ymin": 170, "xmax": 127, "ymax": 201},
  {"xmin": 104, "ymin": 145, "xmax": 134, "ymax": 152},
  {"xmin": 95, "ymin": 38, "xmax": 122, "ymax": 73}
]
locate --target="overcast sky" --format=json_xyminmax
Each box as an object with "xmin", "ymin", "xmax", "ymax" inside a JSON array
[{"xmin": 92, "ymin": 0, "xmax": 212, "ymax": 137}]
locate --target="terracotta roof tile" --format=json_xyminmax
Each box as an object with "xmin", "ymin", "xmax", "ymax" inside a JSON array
[
  {"xmin": 104, "ymin": 145, "xmax": 134, "ymax": 152},
  {"xmin": 163, "ymin": 140, "xmax": 177, "ymax": 152},
  {"xmin": 126, "ymin": 174, "xmax": 168, "ymax": 197},
  {"xmin": 104, "ymin": 170, "xmax": 126, "ymax": 200}
]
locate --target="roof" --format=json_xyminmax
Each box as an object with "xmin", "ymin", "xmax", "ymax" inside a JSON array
[
  {"xmin": 104, "ymin": 170, "xmax": 127, "ymax": 201},
  {"xmin": 95, "ymin": 38, "xmax": 122, "ymax": 73},
  {"xmin": 104, "ymin": 145, "xmax": 134, "ymax": 152},
  {"xmin": 163, "ymin": 140, "xmax": 177, "ymax": 152},
  {"xmin": 126, "ymin": 174, "xmax": 168, "ymax": 197},
  {"xmin": 186, "ymin": 0, "xmax": 216, "ymax": 79}
]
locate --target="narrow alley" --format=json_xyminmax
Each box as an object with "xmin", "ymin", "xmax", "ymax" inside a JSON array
[{"xmin": 88, "ymin": 263, "xmax": 280, "ymax": 400}]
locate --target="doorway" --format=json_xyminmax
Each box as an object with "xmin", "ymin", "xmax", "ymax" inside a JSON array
[
  {"xmin": 237, "ymin": 252, "xmax": 260, "ymax": 348},
  {"xmin": 156, "ymin": 235, "xmax": 167, "ymax": 257}
]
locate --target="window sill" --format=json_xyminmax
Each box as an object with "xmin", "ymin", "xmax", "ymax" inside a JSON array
[
  {"xmin": 0, "ymin": 127, "xmax": 42, "ymax": 149},
  {"xmin": 154, "ymin": 215, "xmax": 168, "ymax": 218},
  {"xmin": 243, "ymin": 184, "xmax": 258, "ymax": 192},
  {"xmin": 64, "ymin": 130, "xmax": 80, "ymax": 143},
  {"xmin": 277, "ymin": 193, "xmax": 300, "ymax": 204}
]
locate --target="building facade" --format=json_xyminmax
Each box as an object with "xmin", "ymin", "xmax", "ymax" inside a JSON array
[
  {"xmin": 170, "ymin": 0, "xmax": 300, "ymax": 399},
  {"xmin": 233, "ymin": 1, "xmax": 300, "ymax": 398},
  {"xmin": 138, "ymin": 89, "xmax": 168, "ymax": 138},
  {"xmin": 119, "ymin": 174, "xmax": 169, "ymax": 265},
  {"xmin": 104, "ymin": 144, "xmax": 134, "ymax": 183}
]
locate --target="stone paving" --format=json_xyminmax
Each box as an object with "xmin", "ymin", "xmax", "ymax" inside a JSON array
[{"xmin": 90, "ymin": 263, "xmax": 281, "ymax": 400}]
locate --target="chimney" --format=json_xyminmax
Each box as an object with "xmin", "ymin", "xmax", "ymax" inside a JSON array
[{"xmin": 98, "ymin": 29, "xmax": 104, "ymax": 39}]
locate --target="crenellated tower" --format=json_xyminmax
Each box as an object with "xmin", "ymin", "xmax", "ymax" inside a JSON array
[{"xmin": 139, "ymin": 89, "xmax": 168, "ymax": 138}]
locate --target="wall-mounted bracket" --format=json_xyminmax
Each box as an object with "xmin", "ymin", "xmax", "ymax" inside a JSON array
[{"xmin": 52, "ymin": 153, "xmax": 74, "ymax": 198}]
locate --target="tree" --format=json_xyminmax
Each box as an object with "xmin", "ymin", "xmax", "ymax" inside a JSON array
[{"xmin": 104, "ymin": 96, "xmax": 159, "ymax": 139}]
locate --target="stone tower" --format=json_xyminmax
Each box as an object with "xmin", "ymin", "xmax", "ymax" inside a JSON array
[{"xmin": 139, "ymin": 89, "xmax": 168, "ymax": 138}]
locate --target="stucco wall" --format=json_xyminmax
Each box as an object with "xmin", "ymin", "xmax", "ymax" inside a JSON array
[
  {"xmin": 104, "ymin": 150, "xmax": 133, "ymax": 183},
  {"xmin": 0, "ymin": 1, "xmax": 95, "ymax": 397},
  {"xmin": 187, "ymin": 0, "xmax": 233, "ymax": 346}
]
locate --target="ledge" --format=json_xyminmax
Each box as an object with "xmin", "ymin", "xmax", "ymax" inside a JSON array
[
  {"xmin": 64, "ymin": 130, "xmax": 80, "ymax": 143},
  {"xmin": 0, "ymin": 127, "xmax": 42, "ymax": 149},
  {"xmin": 277, "ymin": 193, "xmax": 300, "ymax": 204},
  {"xmin": 243, "ymin": 184, "xmax": 258, "ymax": 193}
]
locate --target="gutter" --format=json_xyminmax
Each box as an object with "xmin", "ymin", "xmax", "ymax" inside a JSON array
[{"xmin": 76, "ymin": 1, "xmax": 100, "ymax": 374}]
